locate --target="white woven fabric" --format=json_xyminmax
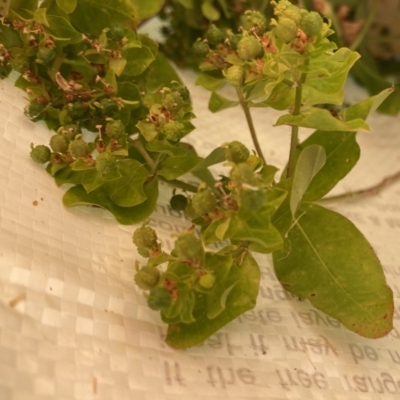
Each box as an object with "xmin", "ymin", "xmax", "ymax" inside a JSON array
[{"xmin": 1, "ymin": 60, "xmax": 400, "ymax": 400}]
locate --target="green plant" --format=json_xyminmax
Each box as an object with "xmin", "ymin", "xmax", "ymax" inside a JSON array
[{"xmin": 0, "ymin": 0, "xmax": 394, "ymax": 349}]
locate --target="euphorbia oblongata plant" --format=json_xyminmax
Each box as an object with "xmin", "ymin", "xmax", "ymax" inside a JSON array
[{"xmin": 0, "ymin": 0, "xmax": 394, "ymax": 348}]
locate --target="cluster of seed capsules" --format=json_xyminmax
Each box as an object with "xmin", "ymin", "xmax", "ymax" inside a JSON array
[{"xmin": 192, "ymin": 2, "xmax": 324, "ymax": 88}]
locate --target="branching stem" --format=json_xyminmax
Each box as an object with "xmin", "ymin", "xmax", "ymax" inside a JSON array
[
  {"xmin": 319, "ymin": 169, "xmax": 400, "ymax": 205},
  {"xmin": 236, "ymin": 88, "xmax": 266, "ymax": 165},
  {"xmin": 286, "ymin": 82, "xmax": 303, "ymax": 178},
  {"xmin": 132, "ymin": 139, "xmax": 156, "ymax": 171}
]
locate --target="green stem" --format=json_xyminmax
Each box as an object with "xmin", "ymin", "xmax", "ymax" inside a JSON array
[
  {"xmin": 235, "ymin": 88, "xmax": 266, "ymax": 165},
  {"xmin": 159, "ymin": 177, "xmax": 198, "ymax": 193},
  {"xmin": 286, "ymin": 82, "xmax": 303, "ymax": 178},
  {"xmin": 350, "ymin": 0, "xmax": 381, "ymax": 52},
  {"xmin": 132, "ymin": 139, "xmax": 156, "ymax": 171},
  {"xmin": 318, "ymin": 169, "xmax": 400, "ymax": 205}
]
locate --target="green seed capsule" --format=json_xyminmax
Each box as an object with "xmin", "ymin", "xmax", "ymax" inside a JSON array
[
  {"xmin": 133, "ymin": 226, "xmax": 158, "ymax": 249},
  {"xmin": 300, "ymin": 11, "xmax": 323, "ymax": 37},
  {"xmin": 225, "ymin": 141, "xmax": 250, "ymax": 164},
  {"xmin": 205, "ymin": 25, "xmax": 225, "ymax": 46},
  {"xmin": 163, "ymin": 92, "xmax": 184, "ymax": 113},
  {"xmin": 225, "ymin": 65, "xmax": 245, "ymax": 87},
  {"xmin": 171, "ymin": 82, "xmax": 190, "ymax": 101},
  {"xmin": 50, "ymin": 134, "xmax": 69, "ymax": 153},
  {"xmin": 69, "ymin": 102, "xmax": 86, "ymax": 120},
  {"xmin": 105, "ymin": 120, "xmax": 125, "ymax": 138},
  {"xmin": 106, "ymin": 24, "xmax": 125, "ymax": 42},
  {"xmin": 147, "ymin": 287, "xmax": 172, "ymax": 310},
  {"xmin": 237, "ymin": 36, "xmax": 262, "ymax": 60},
  {"xmin": 170, "ymin": 194, "xmax": 188, "ymax": 211},
  {"xmin": 162, "ymin": 120, "xmax": 185, "ymax": 142},
  {"xmin": 134, "ymin": 267, "xmax": 160, "ymax": 290},
  {"xmin": 100, "ymin": 98, "xmax": 119, "ymax": 118},
  {"xmin": 191, "ymin": 188, "xmax": 216, "ymax": 215},
  {"xmin": 26, "ymin": 102, "xmax": 46, "ymax": 121},
  {"xmin": 193, "ymin": 40, "xmax": 210, "ymax": 58},
  {"xmin": 244, "ymin": 10, "xmax": 267, "ymax": 35},
  {"xmin": 275, "ymin": 18, "xmax": 298, "ymax": 43},
  {"xmin": 30, "ymin": 145, "xmax": 51, "ymax": 164},
  {"xmin": 174, "ymin": 233, "xmax": 203, "ymax": 260},
  {"xmin": 68, "ymin": 138, "xmax": 89, "ymax": 158}
]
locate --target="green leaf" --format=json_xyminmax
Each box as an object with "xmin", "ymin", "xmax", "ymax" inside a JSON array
[
  {"xmin": 81, "ymin": 169, "xmax": 105, "ymax": 193},
  {"xmin": 338, "ymin": 88, "xmax": 394, "ymax": 122},
  {"xmin": 69, "ymin": 0, "xmax": 138, "ymax": 36},
  {"xmin": 296, "ymin": 131, "xmax": 360, "ymax": 201},
  {"xmin": 207, "ymin": 282, "xmax": 237, "ymax": 319},
  {"xmin": 34, "ymin": 8, "xmax": 49, "ymax": 27},
  {"xmin": 56, "ymin": 0, "xmax": 77, "ymax": 13},
  {"xmin": 109, "ymin": 58, "xmax": 127, "ymax": 76},
  {"xmin": 8, "ymin": 0, "xmax": 37, "ymax": 18},
  {"xmin": 275, "ymin": 107, "xmax": 370, "ymax": 132},
  {"xmin": 52, "ymin": 166, "xmax": 82, "ymax": 186},
  {"xmin": 290, "ymin": 145, "xmax": 326, "ymax": 216},
  {"xmin": 146, "ymin": 139, "xmax": 186, "ymax": 157},
  {"xmin": 146, "ymin": 53, "xmax": 183, "ymax": 92},
  {"xmin": 272, "ymin": 203, "xmax": 394, "ymax": 339},
  {"xmin": 62, "ymin": 178, "xmax": 159, "ymax": 225},
  {"xmin": 302, "ymin": 48, "xmax": 360, "ymax": 106},
  {"xmin": 208, "ymin": 92, "xmax": 239, "ymax": 113},
  {"xmin": 131, "ymin": 0, "xmax": 165, "ymax": 21},
  {"xmin": 104, "ymin": 159, "xmax": 148, "ymax": 207},
  {"xmin": 136, "ymin": 121, "xmax": 158, "ymax": 141},
  {"xmin": 196, "ymin": 71, "xmax": 225, "ymax": 92},
  {"xmin": 157, "ymin": 155, "xmax": 203, "ymax": 180},
  {"xmin": 46, "ymin": 15, "xmax": 83, "ymax": 44},
  {"xmin": 117, "ymin": 82, "xmax": 141, "ymax": 109},
  {"xmin": 165, "ymin": 252, "xmax": 260, "ymax": 348},
  {"xmin": 190, "ymin": 147, "xmax": 225, "ymax": 172},
  {"xmin": 201, "ymin": 0, "xmax": 220, "ymax": 21},
  {"xmin": 122, "ymin": 46, "xmax": 155, "ymax": 76}
]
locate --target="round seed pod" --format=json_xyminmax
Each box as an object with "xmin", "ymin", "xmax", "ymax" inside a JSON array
[
  {"xmin": 30, "ymin": 145, "xmax": 51, "ymax": 164},
  {"xmin": 107, "ymin": 24, "xmax": 125, "ymax": 41},
  {"xmin": 225, "ymin": 141, "xmax": 250, "ymax": 163},
  {"xmin": 26, "ymin": 101, "xmax": 46, "ymax": 121},
  {"xmin": 170, "ymin": 194, "xmax": 188, "ymax": 211},
  {"xmin": 205, "ymin": 25, "xmax": 225, "ymax": 46},
  {"xmin": 300, "ymin": 11, "xmax": 324, "ymax": 37},
  {"xmin": 275, "ymin": 18, "xmax": 298, "ymax": 43},
  {"xmin": 147, "ymin": 287, "xmax": 172, "ymax": 310},
  {"xmin": 163, "ymin": 92, "xmax": 184, "ymax": 113},
  {"xmin": 133, "ymin": 226, "xmax": 158, "ymax": 249},
  {"xmin": 69, "ymin": 102, "xmax": 86, "ymax": 120},
  {"xmin": 244, "ymin": 10, "xmax": 267, "ymax": 35},
  {"xmin": 134, "ymin": 267, "xmax": 160, "ymax": 290},
  {"xmin": 191, "ymin": 188, "xmax": 216, "ymax": 215},
  {"xmin": 100, "ymin": 98, "xmax": 119, "ymax": 118},
  {"xmin": 50, "ymin": 134, "xmax": 69, "ymax": 153},
  {"xmin": 68, "ymin": 138, "xmax": 89, "ymax": 158},
  {"xmin": 193, "ymin": 40, "xmax": 210, "ymax": 58},
  {"xmin": 225, "ymin": 65, "xmax": 245, "ymax": 87},
  {"xmin": 237, "ymin": 36, "xmax": 262, "ymax": 60},
  {"xmin": 162, "ymin": 120, "xmax": 185, "ymax": 142},
  {"xmin": 105, "ymin": 120, "xmax": 125, "ymax": 138}
]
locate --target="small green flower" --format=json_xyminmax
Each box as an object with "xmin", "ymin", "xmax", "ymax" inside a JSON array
[
  {"xmin": 205, "ymin": 25, "xmax": 225, "ymax": 46},
  {"xmin": 133, "ymin": 226, "xmax": 158, "ymax": 249}
]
